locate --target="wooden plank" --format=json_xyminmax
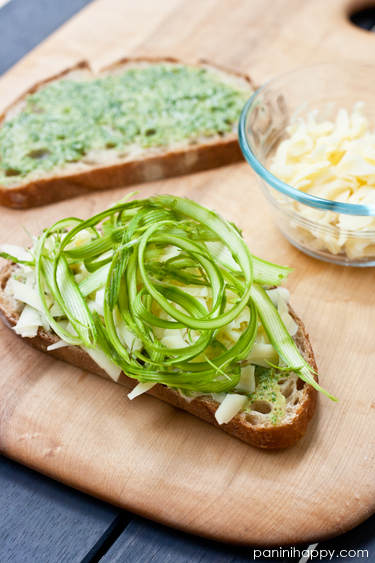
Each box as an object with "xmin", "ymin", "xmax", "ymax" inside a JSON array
[
  {"xmin": 0, "ymin": 0, "xmax": 93, "ymax": 75},
  {"xmin": 99, "ymin": 516, "xmax": 302, "ymax": 563},
  {"xmin": 0, "ymin": 455, "xmax": 127, "ymax": 563},
  {"xmin": 317, "ymin": 514, "xmax": 375, "ymax": 562},
  {"xmin": 0, "ymin": 0, "xmax": 375, "ymax": 548}
]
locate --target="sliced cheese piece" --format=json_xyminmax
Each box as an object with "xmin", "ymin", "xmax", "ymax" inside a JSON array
[
  {"xmin": 157, "ymin": 245, "xmax": 180, "ymax": 262},
  {"xmin": 277, "ymin": 293, "xmax": 289, "ymax": 316},
  {"xmin": 179, "ymin": 286, "xmax": 208, "ymax": 297},
  {"xmin": 161, "ymin": 333, "xmax": 189, "ymax": 349},
  {"xmin": 83, "ymin": 345, "xmax": 122, "ymax": 382},
  {"xmin": 215, "ymin": 393, "xmax": 247, "ymax": 425},
  {"xmin": 276, "ymin": 294, "xmax": 298, "ymax": 336},
  {"xmin": 94, "ymin": 286, "xmax": 105, "ymax": 317},
  {"xmin": 12, "ymin": 279, "xmax": 43, "ymax": 312},
  {"xmin": 128, "ymin": 381, "xmax": 156, "ymax": 400},
  {"xmin": 152, "ymin": 325, "xmax": 165, "ymax": 340},
  {"xmin": 14, "ymin": 305, "xmax": 42, "ymax": 338},
  {"xmin": 57, "ymin": 319, "xmax": 69, "ymax": 331},
  {"xmin": 227, "ymin": 306, "xmax": 250, "ymax": 330},
  {"xmin": 64, "ymin": 229, "xmax": 92, "ymax": 251},
  {"xmin": 280, "ymin": 311, "xmax": 298, "ymax": 337},
  {"xmin": 0, "ymin": 244, "xmax": 31, "ymax": 262},
  {"xmin": 266, "ymin": 287, "xmax": 290, "ymax": 308},
  {"xmin": 225, "ymin": 329, "xmax": 242, "ymax": 343},
  {"xmin": 66, "ymin": 322, "xmax": 79, "ymax": 337},
  {"xmin": 114, "ymin": 312, "xmax": 143, "ymax": 352},
  {"xmin": 119, "ymin": 327, "xmax": 143, "ymax": 352},
  {"xmin": 74, "ymin": 265, "xmax": 90, "ymax": 284},
  {"xmin": 25, "ymin": 271, "xmax": 36, "ymax": 287},
  {"xmin": 40, "ymin": 313, "xmax": 50, "ymax": 332},
  {"xmin": 265, "ymin": 288, "xmax": 279, "ymax": 307},
  {"xmin": 178, "ymin": 286, "xmax": 209, "ymax": 311},
  {"xmin": 236, "ymin": 364, "xmax": 255, "ymax": 393},
  {"xmin": 247, "ymin": 343, "xmax": 279, "ymax": 368},
  {"xmin": 47, "ymin": 340, "xmax": 72, "ymax": 351},
  {"xmin": 277, "ymin": 287, "xmax": 290, "ymax": 304},
  {"xmin": 50, "ymin": 302, "xmax": 63, "ymax": 317}
]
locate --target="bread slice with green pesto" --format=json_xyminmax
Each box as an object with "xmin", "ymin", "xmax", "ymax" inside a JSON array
[
  {"xmin": 0, "ymin": 261, "xmax": 317, "ymax": 449},
  {"xmin": 0, "ymin": 58, "xmax": 253, "ymax": 208}
]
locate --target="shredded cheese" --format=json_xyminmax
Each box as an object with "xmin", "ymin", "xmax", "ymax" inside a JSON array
[
  {"xmin": 7, "ymin": 240, "xmax": 295, "ymax": 423},
  {"xmin": 270, "ymin": 102, "xmax": 375, "ymax": 259}
]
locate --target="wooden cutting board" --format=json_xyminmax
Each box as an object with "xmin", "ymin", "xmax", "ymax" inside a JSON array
[{"xmin": 1, "ymin": 0, "xmax": 375, "ymax": 547}]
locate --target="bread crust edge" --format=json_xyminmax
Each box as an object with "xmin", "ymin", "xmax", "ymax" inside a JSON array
[
  {"xmin": 0, "ymin": 262, "xmax": 318, "ymax": 449},
  {"xmin": 0, "ymin": 57, "xmax": 254, "ymax": 209}
]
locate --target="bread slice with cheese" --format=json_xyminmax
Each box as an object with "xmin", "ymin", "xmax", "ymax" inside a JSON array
[
  {"xmin": 0, "ymin": 261, "xmax": 317, "ymax": 449},
  {"xmin": 0, "ymin": 58, "xmax": 253, "ymax": 209}
]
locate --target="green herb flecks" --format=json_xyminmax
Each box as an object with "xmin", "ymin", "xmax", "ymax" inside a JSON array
[{"xmin": 0, "ymin": 65, "xmax": 249, "ymax": 184}]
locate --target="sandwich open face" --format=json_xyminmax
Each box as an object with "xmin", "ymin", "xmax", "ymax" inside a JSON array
[
  {"xmin": 0, "ymin": 58, "xmax": 253, "ymax": 208},
  {"xmin": 0, "ymin": 195, "xmax": 334, "ymax": 448}
]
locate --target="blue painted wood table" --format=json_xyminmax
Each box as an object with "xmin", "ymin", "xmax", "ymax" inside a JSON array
[
  {"xmin": 1, "ymin": 1, "xmax": 375, "ymax": 561},
  {"xmin": 1, "ymin": 453, "xmax": 375, "ymax": 562}
]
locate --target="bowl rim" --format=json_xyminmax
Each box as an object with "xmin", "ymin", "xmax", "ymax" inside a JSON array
[{"xmin": 238, "ymin": 62, "xmax": 375, "ymax": 217}]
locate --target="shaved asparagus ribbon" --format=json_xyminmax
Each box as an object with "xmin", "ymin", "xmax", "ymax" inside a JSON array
[{"xmin": 4, "ymin": 195, "xmax": 335, "ymax": 399}]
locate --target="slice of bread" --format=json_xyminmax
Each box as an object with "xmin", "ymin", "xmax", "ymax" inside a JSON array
[
  {"xmin": 0, "ymin": 261, "xmax": 317, "ymax": 449},
  {"xmin": 0, "ymin": 58, "xmax": 253, "ymax": 209}
]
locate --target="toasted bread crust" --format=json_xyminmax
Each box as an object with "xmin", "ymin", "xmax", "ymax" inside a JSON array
[
  {"xmin": 0, "ymin": 58, "xmax": 254, "ymax": 209},
  {"xmin": 0, "ymin": 262, "xmax": 318, "ymax": 449},
  {"xmin": 0, "ymin": 139, "xmax": 244, "ymax": 209}
]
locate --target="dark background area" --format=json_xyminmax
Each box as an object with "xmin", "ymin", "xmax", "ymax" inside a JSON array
[{"xmin": 1, "ymin": 1, "xmax": 375, "ymax": 561}]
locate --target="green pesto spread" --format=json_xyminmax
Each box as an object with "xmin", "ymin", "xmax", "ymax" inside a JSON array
[
  {"xmin": 243, "ymin": 366, "xmax": 288, "ymax": 425},
  {"xmin": 0, "ymin": 64, "xmax": 249, "ymax": 185}
]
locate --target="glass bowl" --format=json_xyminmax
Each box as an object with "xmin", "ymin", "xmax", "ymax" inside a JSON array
[{"xmin": 238, "ymin": 62, "xmax": 375, "ymax": 266}]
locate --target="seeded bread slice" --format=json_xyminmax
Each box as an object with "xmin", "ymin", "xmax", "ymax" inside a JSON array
[
  {"xmin": 0, "ymin": 57, "xmax": 254, "ymax": 209},
  {"xmin": 0, "ymin": 262, "xmax": 317, "ymax": 448}
]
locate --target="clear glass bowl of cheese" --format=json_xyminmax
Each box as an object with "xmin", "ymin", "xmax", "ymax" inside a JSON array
[{"xmin": 238, "ymin": 62, "xmax": 375, "ymax": 266}]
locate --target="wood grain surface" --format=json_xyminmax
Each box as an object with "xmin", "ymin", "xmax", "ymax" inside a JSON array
[
  {"xmin": 0, "ymin": 455, "xmax": 125, "ymax": 563},
  {"xmin": 0, "ymin": 0, "xmax": 375, "ymax": 547},
  {"xmin": 99, "ymin": 516, "xmax": 299, "ymax": 563}
]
